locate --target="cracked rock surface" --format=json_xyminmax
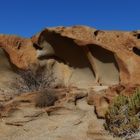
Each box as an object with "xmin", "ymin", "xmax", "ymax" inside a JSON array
[{"xmin": 0, "ymin": 25, "xmax": 140, "ymax": 140}]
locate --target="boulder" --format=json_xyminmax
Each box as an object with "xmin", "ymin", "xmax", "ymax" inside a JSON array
[{"xmin": 32, "ymin": 26, "xmax": 140, "ymax": 87}]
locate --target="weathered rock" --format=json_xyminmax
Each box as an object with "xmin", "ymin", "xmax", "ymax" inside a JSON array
[
  {"xmin": 0, "ymin": 25, "xmax": 140, "ymax": 140},
  {"xmin": 0, "ymin": 35, "xmax": 37, "ymax": 69},
  {"xmin": 32, "ymin": 25, "xmax": 140, "ymax": 87},
  {"xmin": 0, "ymin": 26, "xmax": 140, "ymax": 91},
  {"xmin": 87, "ymin": 84, "xmax": 139, "ymax": 118},
  {"xmin": 0, "ymin": 35, "xmax": 39, "ymax": 97},
  {"xmin": 0, "ymin": 48, "xmax": 28, "ymax": 99},
  {"xmin": 0, "ymin": 91, "xmax": 120, "ymax": 140}
]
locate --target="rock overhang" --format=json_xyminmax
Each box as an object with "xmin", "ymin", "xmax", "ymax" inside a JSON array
[
  {"xmin": 31, "ymin": 26, "xmax": 140, "ymax": 87},
  {"xmin": 0, "ymin": 25, "xmax": 140, "ymax": 92}
]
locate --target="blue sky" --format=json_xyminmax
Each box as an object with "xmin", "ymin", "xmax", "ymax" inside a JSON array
[{"xmin": 0, "ymin": 0, "xmax": 139, "ymax": 37}]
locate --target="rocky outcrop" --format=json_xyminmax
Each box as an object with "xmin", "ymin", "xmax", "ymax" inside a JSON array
[
  {"xmin": 0, "ymin": 26, "xmax": 140, "ymax": 90},
  {"xmin": 87, "ymin": 84, "xmax": 139, "ymax": 118},
  {"xmin": 32, "ymin": 26, "xmax": 140, "ymax": 87},
  {"xmin": 0, "ymin": 35, "xmax": 37, "ymax": 69},
  {"xmin": 0, "ymin": 25, "xmax": 140, "ymax": 140}
]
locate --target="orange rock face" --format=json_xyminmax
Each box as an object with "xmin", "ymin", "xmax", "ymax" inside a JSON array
[
  {"xmin": 0, "ymin": 26, "xmax": 140, "ymax": 86},
  {"xmin": 0, "ymin": 35, "xmax": 37, "ymax": 69},
  {"xmin": 32, "ymin": 26, "xmax": 140, "ymax": 86}
]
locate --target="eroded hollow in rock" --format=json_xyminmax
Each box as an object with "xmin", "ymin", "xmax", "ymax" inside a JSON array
[
  {"xmin": 133, "ymin": 33, "xmax": 140, "ymax": 39},
  {"xmin": 133, "ymin": 47, "xmax": 140, "ymax": 56},
  {"xmin": 0, "ymin": 48, "xmax": 29, "ymax": 96},
  {"xmin": 38, "ymin": 31, "xmax": 120, "ymax": 87},
  {"xmin": 137, "ymin": 34, "xmax": 140, "ymax": 39},
  {"xmin": 38, "ymin": 32, "xmax": 96, "ymax": 88},
  {"xmin": 0, "ymin": 48, "xmax": 11, "ymax": 71},
  {"xmin": 88, "ymin": 45, "xmax": 120, "ymax": 85}
]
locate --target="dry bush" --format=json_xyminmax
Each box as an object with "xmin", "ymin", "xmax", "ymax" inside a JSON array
[
  {"xmin": 17, "ymin": 65, "xmax": 56, "ymax": 93},
  {"xmin": 35, "ymin": 89, "xmax": 58, "ymax": 108}
]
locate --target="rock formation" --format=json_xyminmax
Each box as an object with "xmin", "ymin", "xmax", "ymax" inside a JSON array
[
  {"xmin": 0, "ymin": 25, "xmax": 140, "ymax": 140},
  {"xmin": 33, "ymin": 26, "xmax": 140, "ymax": 85}
]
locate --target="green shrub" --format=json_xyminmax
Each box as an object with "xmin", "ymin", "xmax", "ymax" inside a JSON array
[{"xmin": 104, "ymin": 88, "xmax": 140, "ymax": 138}]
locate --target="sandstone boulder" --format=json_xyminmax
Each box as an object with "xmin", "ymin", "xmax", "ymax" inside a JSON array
[
  {"xmin": 0, "ymin": 25, "xmax": 140, "ymax": 140},
  {"xmin": 32, "ymin": 26, "xmax": 140, "ymax": 88}
]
